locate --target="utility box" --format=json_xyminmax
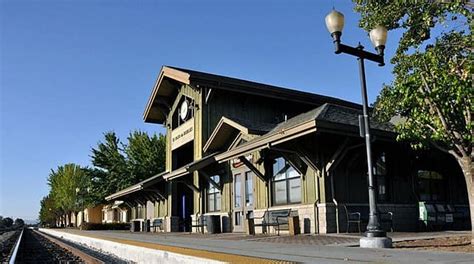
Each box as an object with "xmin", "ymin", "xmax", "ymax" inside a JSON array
[
  {"xmin": 206, "ymin": 215, "xmax": 221, "ymax": 234},
  {"xmin": 130, "ymin": 220, "xmax": 140, "ymax": 232},
  {"xmin": 419, "ymin": 202, "xmax": 437, "ymax": 230}
]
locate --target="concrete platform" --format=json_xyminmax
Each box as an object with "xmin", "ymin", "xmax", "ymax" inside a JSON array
[{"xmin": 41, "ymin": 229, "xmax": 473, "ymax": 263}]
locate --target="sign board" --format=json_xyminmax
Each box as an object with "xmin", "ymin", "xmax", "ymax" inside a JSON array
[
  {"xmin": 445, "ymin": 214, "xmax": 453, "ymax": 223},
  {"xmin": 171, "ymin": 119, "xmax": 194, "ymax": 150},
  {"xmin": 231, "ymin": 154, "xmax": 253, "ymax": 168}
]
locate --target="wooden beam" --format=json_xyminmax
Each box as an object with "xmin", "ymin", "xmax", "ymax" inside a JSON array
[
  {"xmin": 297, "ymin": 149, "xmax": 321, "ymax": 174},
  {"xmin": 155, "ymin": 97, "xmax": 171, "ymax": 112},
  {"xmin": 123, "ymin": 201, "xmax": 135, "ymax": 208},
  {"xmin": 239, "ymin": 156, "xmax": 266, "ymax": 182},
  {"xmin": 144, "ymin": 188, "xmax": 166, "ymax": 200},
  {"xmin": 199, "ymin": 170, "xmax": 222, "ymax": 191},
  {"xmin": 178, "ymin": 180, "xmax": 200, "ymax": 193},
  {"xmin": 325, "ymin": 138, "xmax": 350, "ymax": 173},
  {"xmin": 134, "ymin": 197, "xmax": 147, "ymax": 206},
  {"xmin": 143, "ymin": 193, "xmax": 156, "ymax": 202},
  {"xmin": 280, "ymin": 152, "xmax": 306, "ymax": 176}
]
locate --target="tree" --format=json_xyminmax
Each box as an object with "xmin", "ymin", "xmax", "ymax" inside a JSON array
[
  {"xmin": 90, "ymin": 132, "xmax": 129, "ymax": 194},
  {"xmin": 39, "ymin": 195, "xmax": 59, "ymax": 227},
  {"xmin": 14, "ymin": 218, "xmax": 24, "ymax": 227},
  {"xmin": 48, "ymin": 163, "xmax": 91, "ymax": 226},
  {"xmin": 90, "ymin": 131, "xmax": 166, "ymax": 201},
  {"xmin": 354, "ymin": 1, "xmax": 473, "ymax": 242},
  {"xmin": 2, "ymin": 217, "xmax": 13, "ymax": 228},
  {"xmin": 124, "ymin": 131, "xmax": 166, "ymax": 183}
]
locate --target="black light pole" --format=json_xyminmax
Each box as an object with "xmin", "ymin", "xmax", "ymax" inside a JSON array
[{"xmin": 325, "ymin": 9, "xmax": 391, "ymax": 247}]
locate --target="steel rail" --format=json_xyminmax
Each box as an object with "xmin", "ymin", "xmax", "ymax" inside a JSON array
[{"xmin": 8, "ymin": 228, "xmax": 24, "ymax": 264}]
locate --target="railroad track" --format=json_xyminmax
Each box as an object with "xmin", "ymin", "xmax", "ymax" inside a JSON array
[{"xmin": 8, "ymin": 228, "xmax": 107, "ymax": 264}]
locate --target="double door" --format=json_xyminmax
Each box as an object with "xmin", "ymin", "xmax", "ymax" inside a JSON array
[{"xmin": 233, "ymin": 170, "xmax": 254, "ymax": 232}]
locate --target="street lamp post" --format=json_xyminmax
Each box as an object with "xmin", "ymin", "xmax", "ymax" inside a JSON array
[{"xmin": 325, "ymin": 9, "xmax": 392, "ymax": 248}]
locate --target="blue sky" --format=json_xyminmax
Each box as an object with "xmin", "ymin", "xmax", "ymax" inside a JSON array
[{"xmin": 0, "ymin": 0, "xmax": 400, "ymax": 220}]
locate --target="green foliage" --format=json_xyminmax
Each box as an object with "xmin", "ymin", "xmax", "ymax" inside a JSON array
[
  {"xmin": 39, "ymin": 130, "xmax": 166, "ymax": 223},
  {"xmin": 90, "ymin": 130, "xmax": 166, "ymax": 201},
  {"xmin": 355, "ymin": 1, "xmax": 473, "ymax": 160},
  {"xmin": 1, "ymin": 217, "xmax": 13, "ymax": 228},
  {"xmin": 90, "ymin": 132, "xmax": 129, "ymax": 193},
  {"xmin": 125, "ymin": 131, "xmax": 166, "ymax": 183},
  {"xmin": 14, "ymin": 218, "xmax": 24, "ymax": 227},
  {"xmin": 354, "ymin": 0, "xmax": 472, "ymax": 63},
  {"xmin": 39, "ymin": 195, "xmax": 58, "ymax": 225},
  {"xmin": 47, "ymin": 163, "xmax": 91, "ymax": 214}
]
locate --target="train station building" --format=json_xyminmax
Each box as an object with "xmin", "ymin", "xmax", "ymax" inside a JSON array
[{"xmin": 105, "ymin": 66, "xmax": 470, "ymax": 234}]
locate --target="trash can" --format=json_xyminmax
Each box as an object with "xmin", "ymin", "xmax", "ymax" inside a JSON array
[
  {"xmin": 206, "ymin": 215, "xmax": 221, "ymax": 234},
  {"xmin": 130, "ymin": 220, "xmax": 140, "ymax": 232},
  {"xmin": 143, "ymin": 219, "xmax": 150, "ymax": 232}
]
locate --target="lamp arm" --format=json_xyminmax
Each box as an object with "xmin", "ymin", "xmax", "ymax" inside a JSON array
[{"xmin": 334, "ymin": 43, "xmax": 384, "ymax": 66}]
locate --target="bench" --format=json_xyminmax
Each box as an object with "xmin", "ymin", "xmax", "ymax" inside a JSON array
[
  {"xmin": 252, "ymin": 209, "xmax": 291, "ymax": 236},
  {"xmin": 380, "ymin": 212, "xmax": 394, "ymax": 232},
  {"xmin": 342, "ymin": 204, "xmax": 361, "ymax": 233},
  {"xmin": 342, "ymin": 205, "xmax": 393, "ymax": 233},
  {"xmin": 149, "ymin": 219, "xmax": 164, "ymax": 232},
  {"xmin": 191, "ymin": 215, "xmax": 207, "ymax": 233}
]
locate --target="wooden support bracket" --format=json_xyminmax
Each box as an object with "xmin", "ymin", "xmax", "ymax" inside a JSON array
[
  {"xmin": 145, "ymin": 188, "xmax": 166, "ymax": 200},
  {"xmin": 239, "ymin": 156, "xmax": 266, "ymax": 182},
  {"xmin": 178, "ymin": 180, "xmax": 200, "ymax": 193},
  {"xmin": 295, "ymin": 147, "xmax": 321, "ymax": 175},
  {"xmin": 325, "ymin": 138, "xmax": 350, "ymax": 173},
  {"xmin": 199, "ymin": 170, "xmax": 222, "ymax": 191},
  {"xmin": 280, "ymin": 152, "xmax": 306, "ymax": 176}
]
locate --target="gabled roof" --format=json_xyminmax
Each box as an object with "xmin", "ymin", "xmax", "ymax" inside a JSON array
[
  {"xmin": 215, "ymin": 104, "xmax": 395, "ymax": 162},
  {"xmin": 270, "ymin": 103, "xmax": 394, "ymax": 133},
  {"xmin": 203, "ymin": 116, "xmax": 274, "ymax": 153},
  {"xmin": 105, "ymin": 171, "xmax": 168, "ymax": 201},
  {"xmin": 143, "ymin": 66, "xmax": 361, "ymax": 124}
]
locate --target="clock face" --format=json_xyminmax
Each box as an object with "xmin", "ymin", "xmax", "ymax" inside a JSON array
[{"xmin": 180, "ymin": 100, "xmax": 189, "ymax": 121}]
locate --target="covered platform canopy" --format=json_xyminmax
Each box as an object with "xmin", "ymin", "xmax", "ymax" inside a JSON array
[
  {"xmin": 163, "ymin": 153, "xmax": 219, "ymax": 181},
  {"xmin": 105, "ymin": 171, "xmax": 169, "ymax": 205},
  {"xmin": 163, "ymin": 152, "xmax": 223, "ymax": 192}
]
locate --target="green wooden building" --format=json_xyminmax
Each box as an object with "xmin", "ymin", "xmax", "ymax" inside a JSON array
[{"xmin": 105, "ymin": 66, "xmax": 470, "ymax": 234}]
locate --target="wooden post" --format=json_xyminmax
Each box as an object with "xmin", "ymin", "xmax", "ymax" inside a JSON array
[
  {"xmin": 288, "ymin": 216, "xmax": 300, "ymax": 236},
  {"xmin": 246, "ymin": 218, "xmax": 255, "ymax": 235}
]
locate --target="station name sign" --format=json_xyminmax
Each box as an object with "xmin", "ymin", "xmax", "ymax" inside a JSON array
[{"xmin": 171, "ymin": 119, "xmax": 194, "ymax": 150}]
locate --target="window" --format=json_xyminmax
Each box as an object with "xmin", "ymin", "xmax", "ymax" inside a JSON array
[
  {"xmin": 245, "ymin": 171, "xmax": 253, "ymax": 207},
  {"xmin": 207, "ymin": 175, "xmax": 221, "ymax": 212},
  {"xmin": 234, "ymin": 173, "xmax": 242, "ymax": 208},
  {"xmin": 272, "ymin": 157, "xmax": 301, "ymax": 205},
  {"xmin": 418, "ymin": 170, "xmax": 446, "ymax": 201},
  {"xmin": 373, "ymin": 152, "xmax": 388, "ymax": 202}
]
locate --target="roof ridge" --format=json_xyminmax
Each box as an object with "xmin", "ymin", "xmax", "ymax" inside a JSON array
[{"xmin": 164, "ymin": 65, "xmax": 361, "ymax": 108}]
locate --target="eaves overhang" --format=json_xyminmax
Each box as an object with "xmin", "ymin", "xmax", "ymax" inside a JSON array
[
  {"xmin": 143, "ymin": 66, "xmax": 191, "ymax": 124},
  {"xmin": 164, "ymin": 153, "xmax": 219, "ymax": 181},
  {"xmin": 105, "ymin": 171, "xmax": 169, "ymax": 201}
]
